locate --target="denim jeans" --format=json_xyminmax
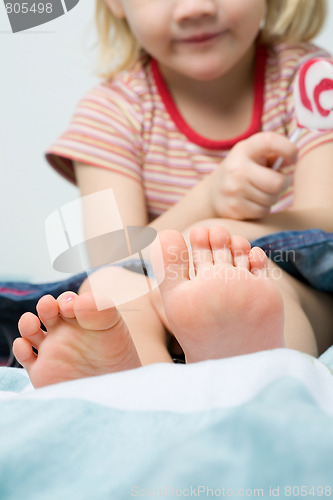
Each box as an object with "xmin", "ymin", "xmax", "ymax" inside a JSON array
[{"xmin": 251, "ymin": 229, "xmax": 333, "ymax": 293}]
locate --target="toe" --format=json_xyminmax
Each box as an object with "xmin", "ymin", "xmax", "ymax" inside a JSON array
[
  {"xmin": 249, "ymin": 247, "xmax": 268, "ymax": 277},
  {"xmin": 153, "ymin": 230, "xmax": 190, "ymax": 292},
  {"xmin": 74, "ymin": 292, "xmax": 123, "ymax": 331},
  {"xmin": 57, "ymin": 292, "xmax": 78, "ymax": 319},
  {"xmin": 36, "ymin": 295, "xmax": 60, "ymax": 329},
  {"xmin": 18, "ymin": 312, "xmax": 45, "ymax": 348},
  {"xmin": 190, "ymin": 226, "xmax": 213, "ymax": 274},
  {"xmin": 208, "ymin": 227, "xmax": 233, "ymax": 266},
  {"xmin": 12, "ymin": 337, "xmax": 37, "ymax": 371},
  {"xmin": 230, "ymin": 235, "xmax": 251, "ymax": 270}
]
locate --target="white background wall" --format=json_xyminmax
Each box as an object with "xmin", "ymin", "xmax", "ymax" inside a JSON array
[{"xmin": 1, "ymin": 2, "xmax": 333, "ymax": 283}]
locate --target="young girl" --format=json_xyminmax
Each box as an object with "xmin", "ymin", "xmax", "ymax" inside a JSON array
[{"xmin": 13, "ymin": 0, "xmax": 333, "ymax": 387}]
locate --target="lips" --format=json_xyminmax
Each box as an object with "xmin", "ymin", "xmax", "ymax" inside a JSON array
[{"xmin": 178, "ymin": 31, "xmax": 223, "ymax": 43}]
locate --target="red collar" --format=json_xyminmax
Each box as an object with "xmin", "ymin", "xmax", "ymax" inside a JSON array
[{"xmin": 151, "ymin": 45, "xmax": 267, "ymax": 150}]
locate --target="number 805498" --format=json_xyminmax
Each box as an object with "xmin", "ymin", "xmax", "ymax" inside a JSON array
[{"xmin": 5, "ymin": 3, "xmax": 53, "ymax": 14}]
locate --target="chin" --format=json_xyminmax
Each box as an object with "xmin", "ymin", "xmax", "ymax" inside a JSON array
[
  {"xmin": 186, "ymin": 67, "xmax": 225, "ymax": 82},
  {"xmin": 181, "ymin": 58, "xmax": 227, "ymax": 81}
]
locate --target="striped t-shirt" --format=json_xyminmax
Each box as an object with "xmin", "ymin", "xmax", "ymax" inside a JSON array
[{"xmin": 46, "ymin": 42, "xmax": 333, "ymax": 220}]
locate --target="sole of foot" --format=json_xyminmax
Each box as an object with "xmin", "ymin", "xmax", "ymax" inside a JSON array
[{"xmin": 155, "ymin": 226, "xmax": 284, "ymax": 363}]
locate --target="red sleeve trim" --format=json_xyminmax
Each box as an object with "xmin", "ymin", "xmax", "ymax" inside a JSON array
[{"xmin": 151, "ymin": 44, "xmax": 267, "ymax": 150}]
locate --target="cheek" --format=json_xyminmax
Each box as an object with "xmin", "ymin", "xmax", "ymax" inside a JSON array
[
  {"xmin": 124, "ymin": 15, "xmax": 146, "ymax": 44},
  {"xmin": 123, "ymin": 9, "xmax": 167, "ymax": 49},
  {"xmin": 226, "ymin": 0, "xmax": 265, "ymax": 30}
]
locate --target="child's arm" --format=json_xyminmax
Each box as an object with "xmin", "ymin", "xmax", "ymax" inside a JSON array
[
  {"xmin": 201, "ymin": 132, "xmax": 298, "ymax": 221},
  {"xmin": 292, "ymin": 142, "xmax": 332, "ymax": 213},
  {"xmin": 256, "ymin": 140, "xmax": 333, "ymax": 234},
  {"xmin": 205, "ymin": 133, "xmax": 333, "ymax": 234},
  {"xmin": 149, "ymin": 132, "xmax": 298, "ymax": 232},
  {"xmin": 74, "ymin": 133, "xmax": 332, "ymax": 236},
  {"xmin": 74, "ymin": 162, "xmax": 149, "ymax": 229},
  {"xmin": 202, "ymin": 140, "xmax": 333, "ymax": 241}
]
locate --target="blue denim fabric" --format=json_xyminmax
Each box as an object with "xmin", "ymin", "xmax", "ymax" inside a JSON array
[
  {"xmin": 116, "ymin": 233, "xmax": 333, "ymax": 293},
  {"xmin": 251, "ymin": 229, "xmax": 333, "ymax": 293}
]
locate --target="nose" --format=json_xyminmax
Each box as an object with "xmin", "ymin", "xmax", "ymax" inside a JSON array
[{"xmin": 174, "ymin": 0, "xmax": 217, "ymax": 23}]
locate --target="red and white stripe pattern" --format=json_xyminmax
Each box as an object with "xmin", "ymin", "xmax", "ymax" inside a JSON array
[{"xmin": 46, "ymin": 42, "xmax": 333, "ymax": 219}]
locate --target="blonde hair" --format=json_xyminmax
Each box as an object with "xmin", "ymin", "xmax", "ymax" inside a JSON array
[
  {"xmin": 95, "ymin": 0, "xmax": 143, "ymax": 79},
  {"xmin": 95, "ymin": 0, "xmax": 327, "ymax": 80},
  {"xmin": 261, "ymin": 0, "xmax": 327, "ymax": 44}
]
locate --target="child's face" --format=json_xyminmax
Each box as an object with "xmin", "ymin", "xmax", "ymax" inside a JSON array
[{"xmin": 106, "ymin": 0, "xmax": 266, "ymax": 82}]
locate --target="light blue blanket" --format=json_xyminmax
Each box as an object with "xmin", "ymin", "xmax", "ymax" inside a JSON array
[{"xmin": 0, "ymin": 348, "xmax": 333, "ymax": 500}]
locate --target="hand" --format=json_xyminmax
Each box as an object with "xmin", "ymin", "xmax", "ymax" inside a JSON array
[{"xmin": 209, "ymin": 132, "xmax": 298, "ymax": 220}]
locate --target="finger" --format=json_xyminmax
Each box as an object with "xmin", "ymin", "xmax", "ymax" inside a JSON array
[
  {"xmin": 248, "ymin": 162, "xmax": 292, "ymax": 195},
  {"xmin": 238, "ymin": 199, "xmax": 271, "ymax": 219},
  {"xmin": 240, "ymin": 132, "xmax": 298, "ymax": 166},
  {"xmin": 244, "ymin": 183, "xmax": 280, "ymax": 208}
]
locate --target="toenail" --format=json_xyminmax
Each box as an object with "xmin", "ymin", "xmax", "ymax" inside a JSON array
[{"xmin": 65, "ymin": 296, "xmax": 74, "ymax": 302}]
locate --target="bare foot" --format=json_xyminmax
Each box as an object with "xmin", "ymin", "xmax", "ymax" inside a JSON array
[
  {"xmin": 13, "ymin": 292, "xmax": 141, "ymax": 388},
  {"xmin": 155, "ymin": 226, "xmax": 284, "ymax": 363}
]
